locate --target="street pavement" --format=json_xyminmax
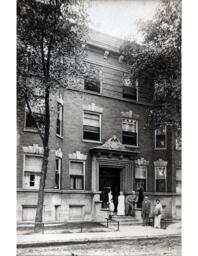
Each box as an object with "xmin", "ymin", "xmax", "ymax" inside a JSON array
[
  {"xmin": 17, "ymin": 236, "xmax": 181, "ymax": 256},
  {"xmin": 17, "ymin": 222, "xmax": 181, "ymax": 248}
]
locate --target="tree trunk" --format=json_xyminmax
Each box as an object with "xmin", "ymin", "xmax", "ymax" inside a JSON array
[
  {"xmin": 34, "ymin": 81, "xmax": 50, "ymax": 233},
  {"xmin": 34, "ymin": 146, "xmax": 49, "ymax": 233}
]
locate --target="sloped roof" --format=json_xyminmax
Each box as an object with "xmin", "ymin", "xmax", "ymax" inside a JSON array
[{"xmin": 88, "ymin": 29, "xmax": 125, "ymax": 53}]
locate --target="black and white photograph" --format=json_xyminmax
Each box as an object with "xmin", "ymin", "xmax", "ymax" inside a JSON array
[{"xmin": 13, "ymin": 0, "xmax": 183, "ymax": 255}]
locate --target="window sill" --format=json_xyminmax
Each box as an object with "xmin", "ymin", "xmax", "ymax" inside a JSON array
[
  {"xmin": 175, "ymin": 148, "xmax": 181, "ymax": 151},
  {"xmin": 154, "ymin": 148, "xmax": 167, "ymax": 151},
  {"xmin": 82, "ymin": 139, "xmax": 103, "ymax": 144},
  {"xmin": 56, "ymin": 134, "xmax": 63, "ymax": 139},
  {"xmin": 84, "ymin": 89, "xmax": 101, "ymax": 95},
  {"xmin": 123, "ymin": 144, "xmax": 139, "ymax": 148},
  {"xmin": 23, "ymin": 128, "xmax": 38, "ymax": 133}
]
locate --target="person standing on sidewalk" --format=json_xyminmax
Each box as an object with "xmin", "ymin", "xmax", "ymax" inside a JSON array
[
  {"xmin": 141, "ymin": 196, "xmax": 151, "ymax": 226},
  {"xmin": 154, "ymin": 199, "xmax": 163, "ymax": 228}
]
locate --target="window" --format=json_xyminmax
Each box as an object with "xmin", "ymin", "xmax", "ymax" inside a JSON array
[
  {"xmin": 83, "ymin": 112, "xmax": 101, "ymax": 141},
  {"xmin": 70, "ymin": 161, "xmax": 84, "ymax": 190},
  {"xmin": 25, "ymin": 112, "xmax": 44, "ymax": 130},
  {"xmin": 135, "ymin": 166, "xmax": 147, "ymax": 192},
  {"xmin": 122, "ymin": 119, "xmax": 138, "ymax": 146},
  {"xmin": 84, "ymin": 67, "xmax": 102, "ymax": 93},
  {"xmin": 155, "ymin": 167, "xmax": 167, "ymax": 192},
  {"xmin": 56, "ymin": 102, "xmax": 63, "ymax": 136},
  {"xmin": 176, "ymin": 132, "xmax": 181, "ymax": 150},
  {"xmin": 23, "ymin": 155, "xmax": 42, "ymax": 189},
  {"xmin": 155, "ymin": 127, "xmax": 166, "ymax": 149},
  {"xmin": 176, "ymin": 168, "xmax": 181, "ymax": 193},
  {"xmin": 55, "ymin": 158, "xmax": 62, "ymax": 189},
  {"xmin": 122, "ymin": 74, "xmax": 138, "ymax": 101}
]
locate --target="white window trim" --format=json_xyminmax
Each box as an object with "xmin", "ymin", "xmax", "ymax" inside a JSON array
[
  {"xmin": 83, "ymin": 111, "xmax": 102, "ymax": 143},
  {"xmin": 23, "ymin": 154, "xmax": 43, "ymax": 189},
  {"xmin": 69, "ymin": 160, "xmax": 86, "ymax": 190},
  {"xmin": 154, "ymin": 126, "xmax": 167, "ymax": 150},
  {"xmin": 154, "ymin": 166, "xmax": 167, "ymax": 193},
  {"xmin": 122, "ymin": 118, "xmax": 138, "ymax": 147}
]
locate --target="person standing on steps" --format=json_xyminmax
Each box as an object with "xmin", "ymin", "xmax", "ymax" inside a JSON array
[
  {"xmin": 108, "ymin": 189, "xmax": 114, "ymax": 219},
  {"xmin": 117, "ymin": 191, "xmax": 125, "ymax": 216},
  {"xmin": 137, "ymin": 186, "xmax": 144, "ymax": 208},
  {"xmin": 126, "ymin": 190, "xmax": 137, "ymax": 216},
  {"xmin": 141, "ymin": 196, "xmax": 151, "ymax": 226}
]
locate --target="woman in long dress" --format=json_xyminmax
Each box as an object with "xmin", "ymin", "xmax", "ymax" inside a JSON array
[
  {"xmin": 117, "ymin": 191, "xmax": 125, "ymax": 216},
  {"xmin": 154, "ymin": 199, "xmax": 163, "ymax": 228},
  {"xmin": 108, "ymin": 190, "xmax": 114, "ymax": 213}
]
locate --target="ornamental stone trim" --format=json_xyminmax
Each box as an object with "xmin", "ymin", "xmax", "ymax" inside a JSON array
[
  {"xmin": 121, "ymin": 110, "xmax": 140, "ymax": 120},
  {"xmin": 135, "ymin": 157, "xmax": 149, "ymax": 166},
  {"xmin": 83, "ymin": 103, "xmax": 103, "ymax": 113},
  {"xmin": 22, "ymin": 144, "xmax": 44, "ymax": 155},
  {"xmin": 68, "ymin": 151, "xmax": 87, "ymax": 161},
  {"xmin": 154, "ymin": 158, "xmax": 168, "ymax": 167},
  {"xmin": 55, "ymin": 148, "xmax": 63, "ymax": 158}
]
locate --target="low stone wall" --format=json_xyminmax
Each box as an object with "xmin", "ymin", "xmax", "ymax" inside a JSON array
[{"xmin": 17, "ymin": 189, "xmax": 102, "ymax": 223}]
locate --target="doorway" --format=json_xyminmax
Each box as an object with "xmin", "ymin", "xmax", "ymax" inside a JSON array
[{"xmin": 99, "ymin": 166, "xmax": 121, "ymax": 210}]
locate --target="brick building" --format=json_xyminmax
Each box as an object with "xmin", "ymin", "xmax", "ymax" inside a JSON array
[{"xmin": 17, "ymin": 30, "xmax": 181, "ymax": 223}]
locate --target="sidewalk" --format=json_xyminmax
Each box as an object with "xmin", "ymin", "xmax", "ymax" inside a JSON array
[{"xmin": 17, "ymin": 222, "xmax": 181, "ymax": 248}]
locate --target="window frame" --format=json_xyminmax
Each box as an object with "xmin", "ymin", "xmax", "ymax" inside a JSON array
[
  {"xmin": 154, "ymin": 127, "xmax": 167, "ymax": 150},
  {"xmin": 122, "ymin": 118, "xmax": 138, "ymax": 147},
  {"xmin": 122, "ymin": 75, "xmax": 138, "ymax": 102},
  {"xmin": 69, "ymin": 160, "xmax": 85, "ymax": 190},
  {"xmin": 135, "ymin": 165, "xmax": 147, "ymax": 192},
  {"xmin": 83, "ymin": 111, "xmax": 102, "ymax": 143},
  {"xmin": 155, "ymin": 166, "xmax": 167, "ymax": 193},
  {"xmin": 56, "ymin": 102, "xmax": 63, "ymax": 138},
  {"xmin": 84, "ymin": 67, "xmax": 103, "ymax": 94},
  {"xmin": 55, "ymin": 157, "xmax": 62, "ymax": 190},
  {"xmin": 176, "ymin": 167, "xmax": 181, "ymax": 194},
  {"xmin": 23, "ymin": 154, "xmax": 43, "ymax": 189}
]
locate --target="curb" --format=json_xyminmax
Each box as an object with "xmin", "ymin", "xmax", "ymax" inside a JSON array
[{"xmin": 17, "ymin": 233, "xmax": 181, "ymax": 248}]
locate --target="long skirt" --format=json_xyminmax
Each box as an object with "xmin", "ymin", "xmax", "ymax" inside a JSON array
[{"xmin": 154, "ymin": 214, "xmax": 162, "ymax": 228}]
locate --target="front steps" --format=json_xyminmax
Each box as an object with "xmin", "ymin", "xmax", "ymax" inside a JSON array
[{"xmin": 110, "ymin": 214, "xmax": 140, "ymax": 226}]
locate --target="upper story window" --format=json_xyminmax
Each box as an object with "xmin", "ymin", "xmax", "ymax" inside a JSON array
[
  {"xmin": 122, "ymin": 74, "xmax": 138, "ymax": 101},
  {"xmin": 155, "ymin": 127, "xmax": 166, "ymax": 149},
  {"xmin": 23, "ymin": 155, "xmax": 42, "ymax": 189},
  {"xmin": 84, "ymin": 65, "xmax": 103, "ymax": 93},
  {"xmin": 56, "ymin": 102, "xmax": 63, "ymax": 137},
  {"xmin": 176, "ymin": 166, "xmax": 181, "ymax": 193},
  {"xmin": 83, "ymin": 112, "xmax": 101, "ymax": 142},
  {"xmin": 122, "ymin": 118, "xmax": 138, "ymax": 146}
]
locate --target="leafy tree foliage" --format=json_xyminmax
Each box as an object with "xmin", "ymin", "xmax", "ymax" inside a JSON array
[
  {"xmin": 17, "ymin": 0, "xmax": 88, "ymax": 232},
  {"xmin": 120, "ymin": 0, "xmax": 181, "ymax": 130}
]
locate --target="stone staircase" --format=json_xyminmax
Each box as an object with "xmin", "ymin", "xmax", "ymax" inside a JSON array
[{"xmin": 110, "ymin": 214, "xmax": 140, "ymax": 226}]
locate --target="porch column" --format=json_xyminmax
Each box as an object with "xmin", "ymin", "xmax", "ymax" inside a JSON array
[{"xmin": 91, "ymin": 155, "xmax": 97, "ymax": 191}]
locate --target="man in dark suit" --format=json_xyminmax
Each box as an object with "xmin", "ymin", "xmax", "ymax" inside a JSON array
[{"xmin": 141, "ymin": 196, "xmax": 151, "ymax": 226}]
